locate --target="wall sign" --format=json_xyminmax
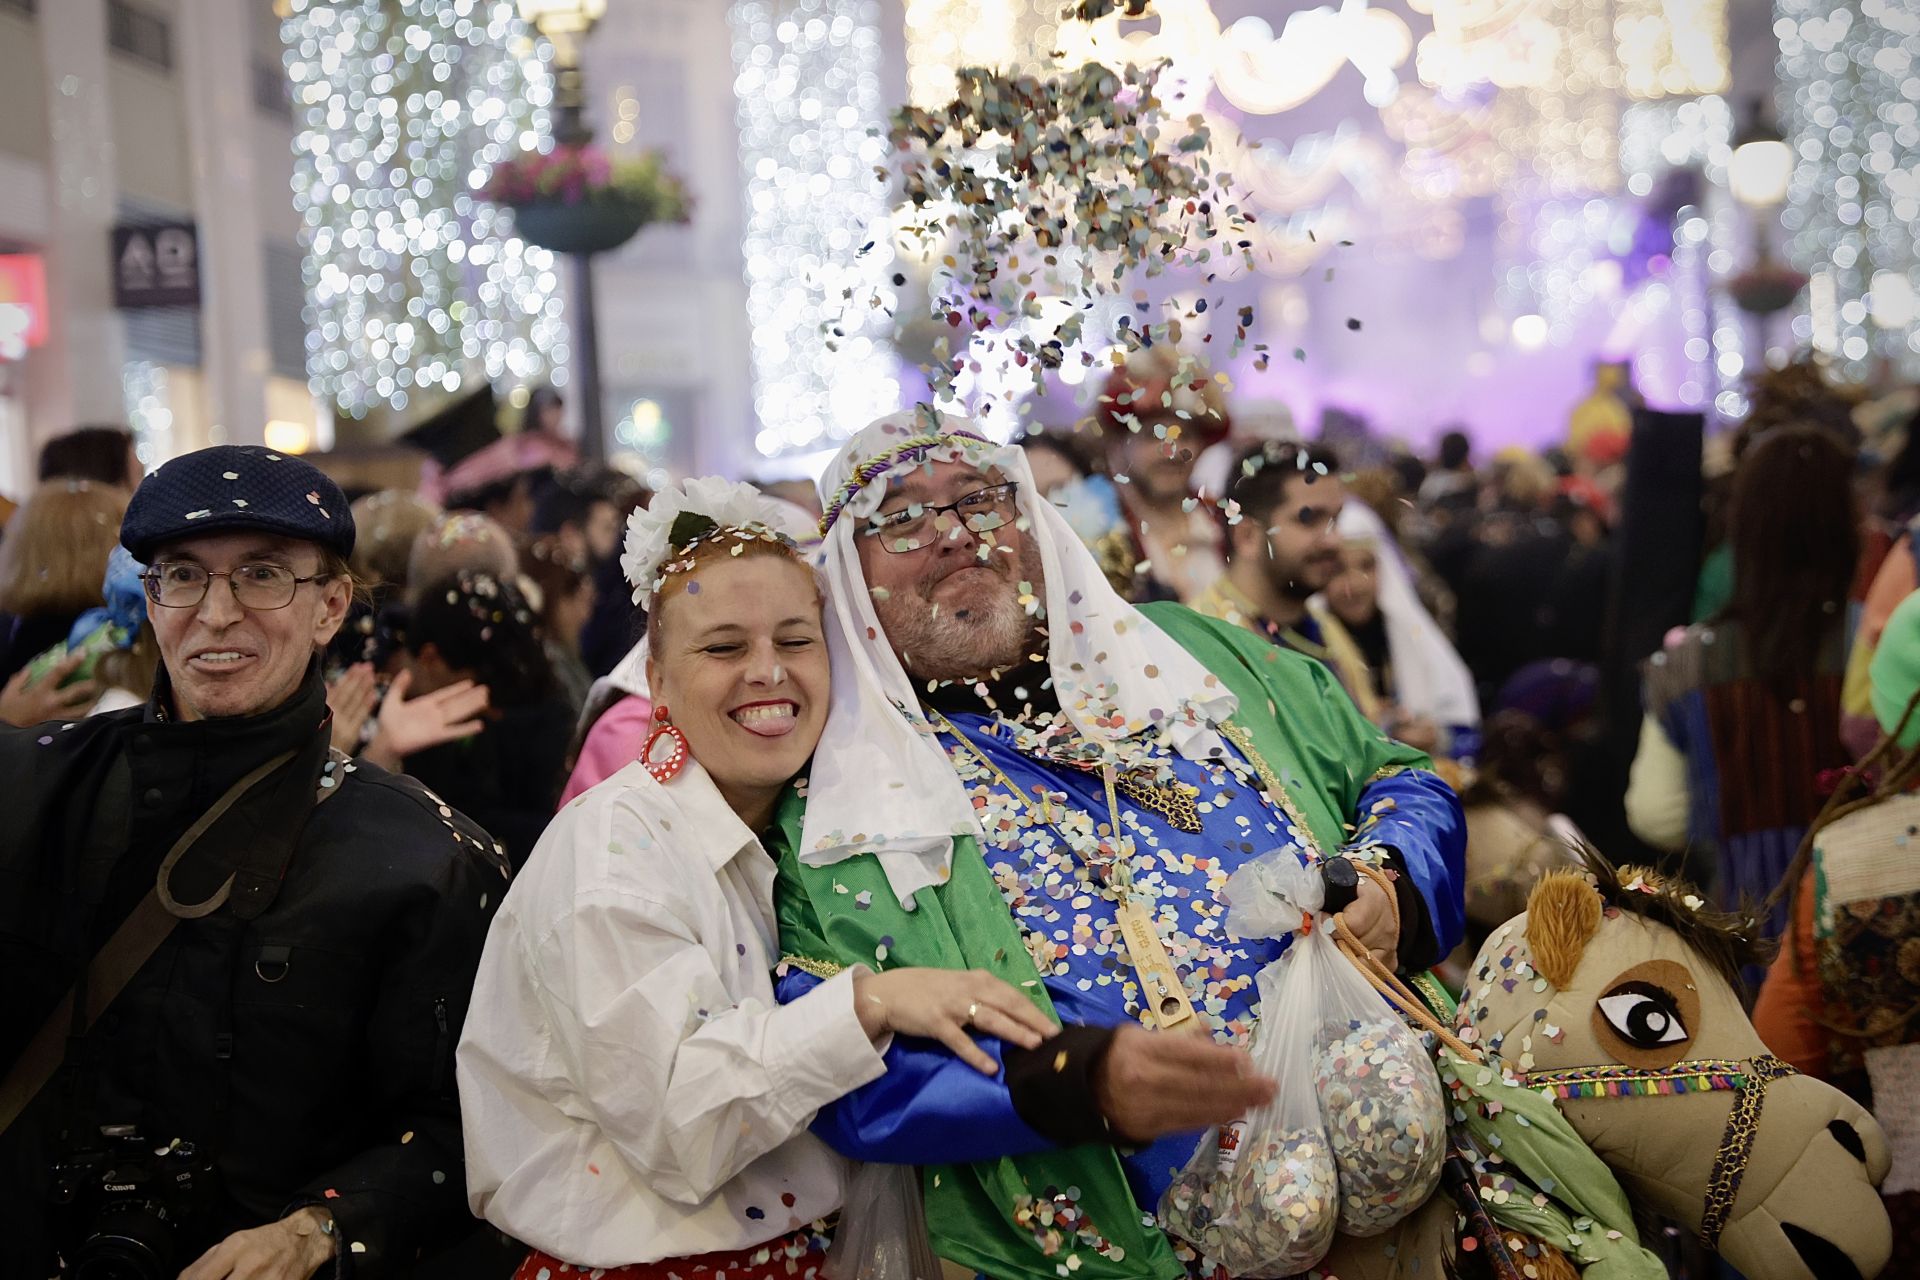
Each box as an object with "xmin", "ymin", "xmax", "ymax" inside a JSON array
[{"xmin": 112, "ymin": 222, "xmax": 200, "ymax": 308}]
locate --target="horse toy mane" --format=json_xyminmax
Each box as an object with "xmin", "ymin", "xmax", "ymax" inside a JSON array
[{"xmin": 1526, "ymin": 846, "xmax": 1770, "ymax": 995}]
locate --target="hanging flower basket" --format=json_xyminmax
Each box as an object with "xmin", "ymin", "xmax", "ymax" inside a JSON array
[
  {"xmin": 483, "ymin": 144, "xmax": 692, "ymax": 257},
  {"xmin": 1725, "ymin": 262, "xmax": 1809, "ymax": 316}
]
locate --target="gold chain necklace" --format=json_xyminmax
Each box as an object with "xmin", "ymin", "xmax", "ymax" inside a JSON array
[
  {"xmin": 932, "ymin": 713, "xmax": 1201, "ymax": 1032},
  {"xmin": 993, "ymin": 713, "xmax": 1205, "ymax": 834},
  {"xmin": 1113, "ymin": 771, "xmax": 1203, "ymax": 833}
]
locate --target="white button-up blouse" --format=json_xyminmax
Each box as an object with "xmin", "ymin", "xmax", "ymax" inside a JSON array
[{"xmin": 457, "ymin": 758, "xmax": 886, "ymax": 1267}]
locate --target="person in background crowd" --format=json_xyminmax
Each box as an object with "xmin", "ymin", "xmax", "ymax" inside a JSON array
[
  {"xmin": 447, "ymin": 470, "xmax": 540, "ymax": 540},
  {"xmin": 1189, "ymin": 397, "xmax": 1300, "ymax": 499},
  {"xmin": 351, "ymin": 490, "xmax": 444, "ymax": 604},
  {"xmin": 1830, "ymin": 395, "xmax": 1920, "ymax": 759},
  {"xmin": 1417, "ymin": 427, "xmax": 1477, "ymax": 514},
  {"xmin": 461, "ymin": 478, "xmax": 1056, "ymax": 1280},
  {"xmin": 578, "ymin": 485, "xmax": 657, "ymax": 678},
  {"xmin": 1694, "ymin": 358, "xmax": 1864, "ymax": 622},
  {"xmin": 329, "ymin": 489, "xmax": 442, "ymax": 673},
  {"xmin": 1325, "ymin": 498, "xmax": 1481, "ymax": 760},
  {"xmin": 1017, "ymin": 428, "xmax": 1099, "ymax": 497},
  {"xmin": 17, "ymin": 545, "xmax": 158, "ymax": 716},
  {"xmin": 1863, "ymin": 390, "xmax": 1920, "ymax": 531},
  {"xmin": 1018, "ymin": 428, "xmax": 1135, "ymax": 597},
  {"xmin": 1343, "ymin": 466, "xmax": 1458, "ymax": 632},
  {"xmin": 0, "ymin": 479, "xmax": 130, "ymax": 686},
  {"xmin": 1096, "ymin": 347, "xmax": 1231, "ymax": 603},
  {"xmin": 1565, "ymin": 359, "xmax": 1635, "ymax": 467},
  {"xmin": 380, "ymin": 569, "xmax": 571, "ymax": 869},
  {"xmin": 1440, "ymin": 449, "xmax": 1608, "ymax": 706},
  {"xmin": 37, "ymin": 424, "xmax": 142, "ymax": 491},
  {"xmin": 1383, "ymin": 444, "xmax": 1427, "ymax": 513},
  {"xmin": 1194, "ymin": 440, "xmax": 1384, "ymax": 720},
  {"xmin": 1627, "ymin": 426, "xmax": 1857, "ymax": 964},
  {"xmin": 748, "ymin": 476, "xmax": 825, "ymax": 522},
  {"xmin": 0, "ymin": 444, "xmax": 507, "ymax": 1279},
  {"xmin": 532, "ymin": 466, "xmax": 629, "ymax": 570},
  {"xmin": 1450, "ymin": 680, "xmax": 1595, "ymax": 970},
  {"xmin": 1754, "ymin": 587, "xmax": 1920, "ymax": 1274},
  {"xmin": 325, "ymin": 495, "xmax": 507, "ymax": 767},
  {"xmin": 522, "ymin": 536, "xmax": 596, "ymax": 715},
  {"xmin": 558, "ymin": 635, "xmax": 653, "ymax": 808},
  {"xmin": 407, "ymin": 511, "xmax": 521, "ymax": 604},
  {"xmin": 522, "ymin": 383, "xmax": 567, "ymax": 440}
]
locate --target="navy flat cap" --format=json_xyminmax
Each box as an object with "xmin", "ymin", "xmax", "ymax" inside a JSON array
[{"xmin": 121, "ymin": 445, "xmax": 356, "ymax": 561}]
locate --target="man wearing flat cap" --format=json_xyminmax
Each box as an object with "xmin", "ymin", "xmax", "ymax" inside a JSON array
[{"xmin": 0, "ymin": 446, "xmax": 509, "ymax": 1279}]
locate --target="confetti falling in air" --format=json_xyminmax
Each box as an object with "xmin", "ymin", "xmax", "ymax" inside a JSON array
[
  {"xmin": 1063, "ymin": 0, "xmax": 1152, "ymax": 20},
  {"xmin": 843, "ymin": 55, "xmax": 1260, "ymax": 422}
]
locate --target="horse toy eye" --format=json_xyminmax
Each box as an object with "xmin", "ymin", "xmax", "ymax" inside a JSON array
[{"xmin": 1596, "ymin": 982, "xmax": 1690, "ymax": 1048}]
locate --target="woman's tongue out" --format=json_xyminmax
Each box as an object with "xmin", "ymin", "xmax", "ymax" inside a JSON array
[{"xmin": 731, "ymin": 700, "xmax": 799, "ymax": 738}]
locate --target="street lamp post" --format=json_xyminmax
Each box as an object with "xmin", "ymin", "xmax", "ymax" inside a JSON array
[
  {"xmin": 1729, "ymin": 98, "xmax": 1793, "ymax": 212},
  {"xmin": 1726, "ymin": 97, "xmax": 1803, "ymax": 369},
  {"xmin": 517, "ymin": 0, "xmax": 610, "ymax": 460}
]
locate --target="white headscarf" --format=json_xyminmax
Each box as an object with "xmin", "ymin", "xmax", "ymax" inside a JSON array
[
  {"xmin": 802, "ymin": 410, "xmax": 1238, "ymax": 906},
  {"xmin": 1333, "ymin": 500, "xmax": 1480, "ymax": 729}
]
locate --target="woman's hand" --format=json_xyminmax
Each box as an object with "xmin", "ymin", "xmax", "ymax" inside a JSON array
[
  {"xmin": 325, "ymin": 662, "xmax": 379, "ymax": 754},
  {"xmin": 361, "ymin": 669, "xmax": 490, "ymax": 770},
  {"xmin": 0, "ymin": 653, "xmax": 99, "ymax": 727},
  {"xmin": 852, "ymin": 967, "xmax": 1057, "ymax": 1075}
]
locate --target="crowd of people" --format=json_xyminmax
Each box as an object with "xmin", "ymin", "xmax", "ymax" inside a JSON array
[{"xmin": 0, "ymin": 349, "xmax": 1916, "ymax": 1280}]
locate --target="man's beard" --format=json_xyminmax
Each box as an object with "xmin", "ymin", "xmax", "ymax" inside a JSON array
[
  {"xmin": 1126, "ymin": 455, "xmax": 1196, "ymax": 506},
  {"xmin": 874, "ymin": 538, "xmax": 1045, "ymax": 683},
  {"xmin": 1267, "ymin": 552, "xmax": 1336, "ymax": 604}
]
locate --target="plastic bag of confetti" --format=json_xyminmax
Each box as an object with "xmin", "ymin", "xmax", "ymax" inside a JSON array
[
  {"xmin": 1232, "ymin": 848, "xmax": 1445, "ymax": 1238},
  {"xmin": 824, "ymin": 1160, "xmax": 942, "ymax": 1280},
  {"xmin": 1311, "ymin": 1009, "xmax": 1446, "ymax": 1235},
  {"xmin": 1158, "ymin": 850, "xmax": 1343, "ymax": 1276}
]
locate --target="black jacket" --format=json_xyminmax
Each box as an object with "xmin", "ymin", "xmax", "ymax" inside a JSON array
[
  {"xmin": 0, "ymin": 664, "xmax": 510, "ymax": 1276},
  {"xmin": 404, "ymin": 694, "xmax": 573, "ymax": 872}
]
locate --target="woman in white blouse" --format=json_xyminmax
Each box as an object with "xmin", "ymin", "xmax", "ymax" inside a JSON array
[{"xmin": 458, "ymin": 480, "xmax": 1052, "ymax": 1280}]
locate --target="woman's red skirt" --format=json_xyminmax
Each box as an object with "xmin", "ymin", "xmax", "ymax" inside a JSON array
[{"xmin": 514, "ymin": 1224, "xmax": 832, "ymax": 1280}]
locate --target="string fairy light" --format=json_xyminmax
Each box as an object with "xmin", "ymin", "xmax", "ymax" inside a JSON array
[
  {"xmin": 283, "ymin": 0, "xmax": 568, "ymax": 417},
  {"xmin": 1618, "ymin": 96, "xmax": 1742, "ymax": 411},
  {"xmin": 1776, "ymin": 0, "xmax": 1920, "ymax": 377},
  {"xmin": 1613, "ymin": 0, "xmax": 1730, "ymax": 100},
  {"xmin": 904, "ymin": 0, "xmax": 1028, "ymax": 108},
  {"xmin": 729, "ymin": 0, "xmax": 899, "ymax": 460}
]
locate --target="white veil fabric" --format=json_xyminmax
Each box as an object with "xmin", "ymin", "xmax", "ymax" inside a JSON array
[
  {"xmin": 1333, "ymin": 500, "xmax": 1480, "ymax": 731},
  {"xmin": 800, "ymin": 410, "xmax": 1239, "ymax": 906}
]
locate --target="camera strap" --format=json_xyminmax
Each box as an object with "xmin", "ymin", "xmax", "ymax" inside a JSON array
[{"xmin": 0, "ymin": 748, "xmax": 298, "ymax": 1138}]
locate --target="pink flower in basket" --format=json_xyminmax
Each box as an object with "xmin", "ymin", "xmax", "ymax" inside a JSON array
[{"xmin": 481, "ymin": 143, "xmax": 692, "ymax": 224}]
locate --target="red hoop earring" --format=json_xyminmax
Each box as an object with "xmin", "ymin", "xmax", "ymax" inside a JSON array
[{"xmin": 643, "ymin": 707, "xmax": 689, "ymax": 784}]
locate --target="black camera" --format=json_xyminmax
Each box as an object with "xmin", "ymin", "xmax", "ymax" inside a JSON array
[{"xmin": 50, "ymin": 1125, "xmax": 215, "ymax": 1280}]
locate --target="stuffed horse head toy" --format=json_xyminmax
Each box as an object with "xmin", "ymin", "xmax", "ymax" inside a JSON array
[{"xmin": 1457, "ymin": 858, "xmax": 1892, "ymax": 1280}]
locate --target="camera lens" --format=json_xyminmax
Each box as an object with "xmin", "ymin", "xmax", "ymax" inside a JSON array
[{"xmin": 72, "ymin": 1201, "xmax": 175, "ymax": 1280}]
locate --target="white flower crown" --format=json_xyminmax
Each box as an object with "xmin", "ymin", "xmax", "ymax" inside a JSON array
[{"xmin": 620, "ymin": 476, "xmax": 807, "ymax": 602}]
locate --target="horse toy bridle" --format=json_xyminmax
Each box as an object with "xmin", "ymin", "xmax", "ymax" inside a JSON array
[{"xmin": 1523, "ymin": 1053, "xmax": 1801, "ymax": 1248}]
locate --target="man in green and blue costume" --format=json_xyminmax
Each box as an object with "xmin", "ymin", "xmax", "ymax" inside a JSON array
[{"xmin": 771, "ymin": 411, "xmax": 1466, "ymax": 1278}]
